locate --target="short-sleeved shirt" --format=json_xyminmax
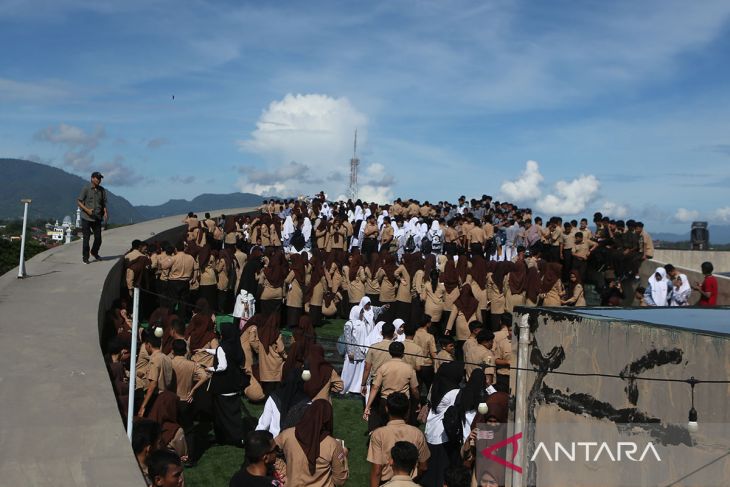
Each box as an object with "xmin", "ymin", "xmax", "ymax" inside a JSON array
[
  {"xmin": 465, "ymin": 343, "xmax": 495, "ymax": 380},
  {"xmin": 367, "ymin": 420, "xmax": 430, "ymax": 482},
  {"xmin": 365, "ymin": 339, "xmax": 393, "ymax": 381},
  {"xmin": 77, "ymin": 183, "xmax": 107, "ymax": 221},
  {"xmin": 401, "ymin": 339, "xmax": 424, "ymax": 371},
  {"xmin": 171, "ymin": 356, "xmax": 207, "ymax": 400},
  {"xmin": 699, "ymin": 276, "xmax": 718, "ymax": 306},
  {"xmin": 146, "ymin": 350, "xmax": 173, "ymax": 393},
  {"xmin": 372, "ymin": 358, "xmax": 418, "ymax": 398},
  {"xmin": 275, "ymin": 428, "xmax": 349, "ymax": 487}
]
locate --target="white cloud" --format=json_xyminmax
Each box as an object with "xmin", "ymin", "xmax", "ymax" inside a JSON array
[
  {"xmin": 674, "ymin": 208, "xmax": 700, "ymax": 223},
  {"xmin": 236, "ymin": 93, "xmax": 391, "ymax": 200},
  {"xmin": 712, "ymin": 207, "xmax": 730, "ymax": 222},
  {"xmin": 537, "ymin": 175, "xmax": 600, "ymax": 215},
  {"xmin": 146, "ymin": 137, "xmax": 168, "ymax": 149},
  {"xmin": 500, "ymin": 160, "xmax": 543, "ymax": 202},
  {"xmin": 599, "ymin": 201, "xmax": 630, "ymax": 219},
  {"xmin": 35, "ymin": 123, "xmax": 105, "ymax": 170}
]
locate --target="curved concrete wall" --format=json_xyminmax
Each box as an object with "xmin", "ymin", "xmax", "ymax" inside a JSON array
[
  {"xmin": 653, "ymin": 249, "xmax": 730, "ymax": 274},
  {"xmin": 0, "ymin": 208, "xmax": 253, "ymax": 487}
]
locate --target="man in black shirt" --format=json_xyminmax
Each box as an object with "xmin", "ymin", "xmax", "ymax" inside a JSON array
[
  {"xmin": 76, "ymin": 171, "xmax": 108, "ymax": 263},
  {"xmin": 229, "ymin": 430, "xmax": 282, "ymax": 487}
]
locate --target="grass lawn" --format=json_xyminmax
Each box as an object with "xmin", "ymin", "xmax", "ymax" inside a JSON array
[{"xmin": 185, "ymin": 317, "xmax": 374, "ymax": 486}]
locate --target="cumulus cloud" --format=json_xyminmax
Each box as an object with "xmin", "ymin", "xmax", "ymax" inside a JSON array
[
  {"xmin": 712, "ymin": 207, "xmax": 730, "ymax": 222},
  {"xmin": 537, "ymin": 175, "xmax": 600, "ymax": 215},
  {"xmin": 674, "ymin": 208, "xmax": 700, "ymax": 223},
  {"xmin": 34, "ymin": 123, "xmax": 144, "ymax": 186},
  {"xmin": 598, "ymin": 201, "xmax": 630, "ymax": 219},
  {"xmin": 147, "ymin": 137, "xmax": 169, "ymax": 149},
  {"xmin": 500, "ymin": 160, "xmax": 599, "ymax": 215},
  {"xmin": 500, "ymin": 160, "xmax": 543, "ymax": 202},
  {"xmin": 236, "ymin": 93, "xmax": 391, "ymax": 200}
]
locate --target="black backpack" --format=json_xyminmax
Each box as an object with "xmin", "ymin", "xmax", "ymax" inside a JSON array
[
  {"xmin": 290, "ymin": 228, "xmax": 306, "ymax": 251},
  {"xmin": 442, "ymin": 404, "xmax": 463, "ymax": 444},
  {"xmin": 404, "ymin": 234, "xmax": 416, "ymax": 253}
]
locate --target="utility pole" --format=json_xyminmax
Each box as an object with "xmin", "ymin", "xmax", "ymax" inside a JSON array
[{"xmin": 18, "ymin": 199, "xmax": 31, "ymax": 278}]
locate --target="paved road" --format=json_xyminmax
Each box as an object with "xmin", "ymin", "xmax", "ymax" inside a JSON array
[{"xmin": 0, "ymin": 208, "xmax": 253, "ymax": 487}]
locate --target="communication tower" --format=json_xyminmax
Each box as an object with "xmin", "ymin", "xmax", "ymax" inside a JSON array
[{"xmin": 348, "ymin": 129, "xmax": 359, "ymax": 200}]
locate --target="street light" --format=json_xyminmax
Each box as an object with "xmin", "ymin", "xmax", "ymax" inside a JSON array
[{"xmin": 18, "ymin": 199, "xmax": 31, "ymax": 278}]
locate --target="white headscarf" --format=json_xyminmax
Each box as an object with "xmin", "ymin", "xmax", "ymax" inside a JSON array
[
  {"xmin": 378, "ymin": 210, "xmax": 389, "ymax": 229},
  {"xmin": 366, "ymin": 320, "xmax": 386, "ymax": 346},
  {"xmin": 650, "ymin": 267, "xmax": 669, "ymax": 306},
  {"xmin": 358, "ymin": 296, "xmax": 375, "ymax": 331},
  {"xmin": 670, "ymin": 273, "xmax": 691, "ymax": 306},
  {"xmin": 393, "ymin": 318, "xmax": 406, "ymax": 342},
  {"xmin": 282, "ymin": 215, "xmax": 295, "ymax": 240},
  {"xmin": 347, "ymin": 305, "xmax": 368, "ymax": 353},
  {"xmin": 354, "ymin": 205, "xmax": 364, "ymax": 222},
  {"xmin": 301, "ymin": 217, "xmax": 312, "ymax": 241}
]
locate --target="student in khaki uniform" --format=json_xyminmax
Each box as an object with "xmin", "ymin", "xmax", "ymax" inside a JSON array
[
  {"xmin": 249, "ymin": 313, "xmax": 287, "ymax": 394},
  {"xmin": 445, "ymin": 285, "xmax": 480, "ymax": 361},
  {"xmin": 505, "ymin": 259, "xmax": 527, "ymax": 313},
  {"xmin": 364, "ymin": 342, "xmax": 420, "ymax": 431},
  {"xmin": 468, "ymin": 255, "xmax": 489, "ymax": 325},
  {"xmin": 344, "ymin": 252, "xmax": 367, "ymax": 312},
  {"xmin": 171, "ymin": 339, "xmax": 208, "ymax": 402},
  {"xmin": 413, "ymin": 314, "xmax": 437, "ymax": 379},
  {"xmin": 368, "ymin": 393, "xmax": 430, "ymax": 487},
  {"xmin": 376, "ymin": 254, "xmax": 399, "ymax": 320},
  {"xmin": 382, "ymin": 441, "xmax": 425, "ymax": 487},
  {"xmin": 571, "ymin": 232, "xmax": 597, "ymax": 281},
  {"xmin": 361, "ymin": 323, "xmax": 396, "ymax": 397},
  {"xmin": 492, "ymin": 325, "xmax": 512, "ymax": 392},
  {"xmin": 276, "ymin": 399, "xmax": 349, "ymax": 487},
  {"xmin": 380, "ymin": 218, "xmax": 395, "ymax": 252},
  {"xmin": 486, "ymin": 261, "xmax": 509, "ymax": 331},
  {"xmin": 562, "ymin": 270, "xmax": 587, "ymax": 307},
  {"xmin": 540, "ymin": 262, "xmax": 564, "ymax": 307},
  {"xmin": 303, "ymin": 344, "xmax": 344, "ymax": 403},
  {"xmin": 138, "ymin": 331, "xmax": 174, "ymax": 418},
  {"xmin": 284, "ymin": 253, "xmax": 308, "ymax": 328},
  {"xmin": 421, "ymin": 266, "xmax": 445, "ymax": 327},
  {"xmin": 434, "ymin": 336, "xmax": 455, "ymax": 373},
  {"xmin": 461, "ymin": 321, "xmax": 483, "ymax": 366},
  {"xmin": 258, "ymin": 252, "xmax": 287, "ymax": 316},
  {"xmin": 466, "ymin": 330, "xmax": 496, "ymax": 383},
  {"xmin": 124, "ymin": 240, "xmax": 149, "ymax": 293}
]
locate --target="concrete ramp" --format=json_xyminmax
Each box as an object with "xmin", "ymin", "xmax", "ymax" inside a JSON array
[{"xmin": 0, "ymin": 208, "xmax": 254, "ymax": 487}]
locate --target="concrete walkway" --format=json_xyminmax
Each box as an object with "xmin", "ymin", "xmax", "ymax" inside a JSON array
[{"xmin": 0, "ymin": 208, "xmax": 253, "ymax": 487}]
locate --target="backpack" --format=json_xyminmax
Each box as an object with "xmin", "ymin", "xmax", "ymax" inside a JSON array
[
  {"xmin": 442, "ymin": 404, "xmax": 463, "ymax": 444},
  {"xmin": 404, "ymin": 234, "xmax": 416, "ymax": 253},
  {"xmin": 290, "ymin": 228, "xmax": 306, "ymax": 251},
  {"xmin": 431, "ymin": 232, "xmax": 442, "ymax": 251}
]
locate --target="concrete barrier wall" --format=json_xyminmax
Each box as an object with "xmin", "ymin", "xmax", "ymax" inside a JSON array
[
  {"xmin": 511, "ymin": 308, "xmax": 730, "ymax": 487},
  {"xmin": 653, "ymin": 249, "xmax": 730, "ymax": 274}
]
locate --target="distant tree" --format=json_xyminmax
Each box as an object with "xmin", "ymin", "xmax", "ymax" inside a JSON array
[{"xmin": 0, "ymin": 239, "xmax": 48, "ymax": 275}]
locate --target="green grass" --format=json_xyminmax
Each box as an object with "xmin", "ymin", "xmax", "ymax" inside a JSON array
[{"xmin": 185, "ymin": 316, "xmax": 371, "ymax": 487}]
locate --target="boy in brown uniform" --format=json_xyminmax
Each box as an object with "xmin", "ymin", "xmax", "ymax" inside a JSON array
[
  {"xmin": 364, "ymin": 342, "xmax": 420, "ymax": 431},
  {"xmin": 367, "ymin": 393, "xmax": 430, "ymax": 487},
  {"xmin": 433, "ymin": 336, "xmax": 455, "ymax": 373},
  {"xmin": 382, "ymin": 442, "xmax": 424, "ymax": 487},
  {"xmin": 137, "ymin": 332, "xmax": 173, "ymax": 417},
  {"xmin": 361, "ymin": 323, "xmax": 396, "ymax": 398}
]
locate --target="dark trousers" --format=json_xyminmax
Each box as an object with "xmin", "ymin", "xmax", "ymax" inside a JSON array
[
  {"xmin": 81, "ymin": 219, "xmax": 102, "ymax": 260},
  {"xmin": 286, "ymin": 306, "xmax": 302, "ymax": 328},
  {"xmin": 212, "ymin": 393, "xmax": 245, "ymax": 446},
  {"xmin": 417, "ymin": 366, "xmax": 434, "ymax": 404},
  {"xmin": 167, "ymin": 280, "xmax": 191, "ymax": 320},
  {"xmin": 199, "ymin": 285, "xmax": 218, "ymax": 312},
  {"xmin": 455, "ymin": 339, "xmax": 465, "ymax": 362},
  {"xmin": 367, "ymin": 394, "xmax": 388, "ymax": 432},
  {"xmin": 562, "ymin": 249, "xmax": 573, "ymax": 281}
]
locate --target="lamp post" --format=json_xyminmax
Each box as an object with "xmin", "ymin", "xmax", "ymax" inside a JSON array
[{"xmin": 18, "ymin": 199, "xmax": 31, "ymax": 278}]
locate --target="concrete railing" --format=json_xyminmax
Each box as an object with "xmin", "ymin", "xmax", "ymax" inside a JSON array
[{"xmin": 653, "ymin": 249, "xmax": 730, "ymax": 274}]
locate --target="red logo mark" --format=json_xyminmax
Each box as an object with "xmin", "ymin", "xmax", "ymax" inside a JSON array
[{"xmin": 480, "ymin": 432, "xmax": 523, "ymax": 474}]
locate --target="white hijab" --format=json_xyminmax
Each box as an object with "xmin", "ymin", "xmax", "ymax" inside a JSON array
[
  {"xmin": 393, "ymin": 318, "xmax": 406, "ymax": 342},
  {"xmin": 367, "ymin": 320, "xmax": 386, "ymax": 346},
  {"xmin": 354, "ymin": 205, "xmax": 364, "ymax": 222},
  {"xmin": 358, "ymin": 296, "xmax": 375, "ymax": 331},
  {"xmin": 301, "ymin": 217, "xmax": 312, "ymax": 241},
  {"xmin": 282, "ymin": 215, "xmax": 295, "ymax": 239},
  {"xmin": 378, "ymin": 210, "xmax": 389, "ymax": 229},
  {"xmin": 650, "ymin": 267, "xmax": 669, "ymax": 306},
  {"xmin": 347, "ymin": 305, "xmax": 368, "ymax": 352}
]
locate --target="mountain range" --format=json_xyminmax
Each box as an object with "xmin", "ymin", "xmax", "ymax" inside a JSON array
[
  {"xmin": 0, "ymin": 158, "xmax": 263, "ymax": 224},
  {"xmin": 2, "ymin": 158, "xmax": 730, "ymax": 243}
]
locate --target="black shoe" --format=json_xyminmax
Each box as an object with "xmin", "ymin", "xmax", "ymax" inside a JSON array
[
  {"xmin": 83, "ymin": 258, "xmax": 90, "ymax": 264},
  {"xmin": 91, "ymin": 253, "xmax": 102, "ymax": 261}
]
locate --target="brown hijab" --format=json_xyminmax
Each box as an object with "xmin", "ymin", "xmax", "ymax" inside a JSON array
[
  {"xmin": 257, "ymin": 311, "xmax": 282, "ymax": 354},
  {"xmin": 348, "ymin": 250, "xmax": 362, "ymax": 282},
  {"xmin": 302, "ymin": 344, "xmax": 334, "ymax": 399},
  {"xmin": 381, "ymin": 253, "xmax": 398, "ymax": 282},
  {"xmin": 290, "ymin": 253, "xmax": 307, "ymax": 287},
  {"xmin": 282, "ymin": 315, "xmax": 317, "ymax": 377},
  {"xmin": 525, "ymin": 265, "xmax": 541, "ymax": 303},
  {"xmin": 263, "ymin": 250, "xmax": 287, "ymax": 288},
  {"xmin": 440, "ymin": 259, "xmax": 460, "ymax": 293},
  {"xmin": 469, "ymin": 255, "xmax": 488, "ymax": 290},
  {"xmin": 455, "ymin": 255, "xmax": 468, "ymax": 283},
  {"xmin": 304, "ymin": 257, "xmax": 326, "ymax": 304},
  {"xmin": 487, "ymin": 261, "xmax": 509, "ymax": 293},
  {"xmin": 540, "ymin": 262, "xmax": 562, "ymax": 293},
  {"xmin": 454, "ymin": 284, "xmax": 479, "ymax": 318},
  {"xmin": 185, "ymin": 300, "xmax": 216, "ymax": 350},
  {"xmin": 294, "ymin": 399, "xmax": 334, "ymax": 475},
  {"xmin": 147, "ymin": 390, "xmax": 181, "ymax": 445},
  {"xmin": 508, "ymin": 260, "xmax": 528, "ymax": 294},
  {"xmin": 404, "ymin": 251, "xmax": 424, "ymax": 279}
]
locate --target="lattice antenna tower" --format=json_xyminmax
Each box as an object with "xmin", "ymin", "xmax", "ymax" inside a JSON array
[{"xmin": 348, "ymin": 129, "xmax": 359, "ymax": 200}]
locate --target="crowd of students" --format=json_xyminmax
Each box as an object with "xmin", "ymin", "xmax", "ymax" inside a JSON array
[{"xmin": 107, "ymin": 192, "xmax": 697, "ymax": 487}]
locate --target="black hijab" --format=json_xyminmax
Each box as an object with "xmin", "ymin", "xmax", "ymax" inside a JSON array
[{"xmin": 430, "ymin": 361, "xmax": 464, "ymax": 412}]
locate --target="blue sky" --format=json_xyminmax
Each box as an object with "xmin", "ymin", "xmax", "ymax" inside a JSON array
[{"xmin": 2, "ymin": 0, "xmax": 730, "ymax": 231}]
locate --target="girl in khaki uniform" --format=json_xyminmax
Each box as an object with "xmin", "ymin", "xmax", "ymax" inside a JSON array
[
  {"xmin": 486, "ymin": 261, "xmax": 509, "ymax": 332},
  {"xmin": 364, "ymin": 257, "xmax": 382, "ymax": 305},
  {"xmin": 421, "ymin": 267, "xmax": 446, "ymax": 327},
  {"xmin": 393, "ymin": 260, "xmax": 412, "ymax": 322},
  {"xmin": 321, "ymin": 259, "xmax": 342, "ymax": 318},
  {"xmin": 540, "ymin": 262, "xmax": 564, "ymax": 307},
  {"xmin": 197, "ymin": 247, "xmax": 217, "ymax": 314},
  {"xmin": 245, "ymin": 313, "xmax": 287, "ymax": 394},
  {"xmin": 562, "ymin": 270, "xmax": 586, "ymax": 307},
  {"xmin": 505, "ymin": 260, "xmax": 527, "ymax": 313},
  {"xmin": 375, "ymin": 253, "xmax": 398, "ymax": 323},
  {"xmin": 468, "ymin": 255, "xmax": 489, "ymax": 325},
  {"xmin": 305, "ymin": 257, "xmax": 326, "ymax": 326},
  {"xmin": 258, "ymin": 251, "xmax": 287, "ymax": 316},
  {"xmin": 439, "ymin": 259, "xmax": 461, "ymax": 332},
  {"xmin": 344, "ymin": 252, "xmax": 367, "ymax": 314},
  {"xmin": 284, "ymin": 253, "xmax": 308, "ymax": 328},
  {"xmin": 445, "ymin": 284, "xmax": 480, "ymax": 361}
]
